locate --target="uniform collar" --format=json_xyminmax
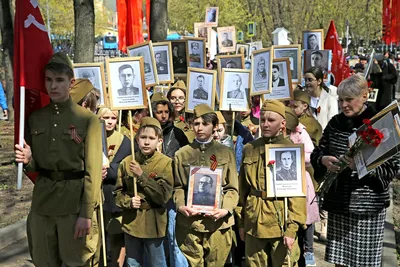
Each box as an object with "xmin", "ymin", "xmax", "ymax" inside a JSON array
[
  {"xmin": 193, "ymin": 139, "xmax": 215, "ymax": 151},
  {"xmin": 50, "ymin": 97, "xmax": 73, "ymax": 113},
  {"xmin": 136, "ymin": 151, "xmax": 158, "ymax": 164},
  {"xmin": 262, "ymin": 134, "xmax": 285, "ymax": 144}
]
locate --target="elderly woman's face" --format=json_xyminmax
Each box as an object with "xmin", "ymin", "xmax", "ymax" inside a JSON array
[{"xmin": 339, "ymin": 91, "xmax": 368, "ymax": 117}]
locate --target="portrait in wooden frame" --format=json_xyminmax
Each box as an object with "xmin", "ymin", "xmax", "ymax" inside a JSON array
[
  {"xmin": 185, "ymin": 37, "xmax": 207, "ymax": 69},
  {"xmin": 205, "ymin": 7, "xmax": 219, "ymax": 27},
  {"xmin": 152, "ymin": 42, "xmax": 174, "ymax": 84},
  {"xmin": 187, "ymin": 166, "xmax": 223, "ymax": 214},
  {"xmin": 220, "ymin": 68, "xmax": 250, "ymax": 112},
  {"xmin": 106, "ymin": 57, "xmax": 147, "ymax": 110},
  {"xmin": 185, "ymin": 67, "xmax": 216, "ymax": 113},
  {"xmin": 251, "ymin": 47, "xmax": 273, "ymax": 95},
  {"xmin": 194, "ymin": 22, "xmax": 211, "ymax": 46},
  {"xmin": 265, "ymin": 144, "xmax": 306, "ymax": 198},
  {"xmin": 302, "ymin": 29, "xmax": 324, "ymax": 50},
  {"xmin": 127, "ymin": 41, "xmax": 159, "ymax": 87},
  {"xmin": 217, "ymin": 26, "xmax": 237, "ymax": 53},
  {"xmin": 73, "ymin": 62, "xmax": 108, "ymax": 107},
  {"xmin": 216, "ymin": 54, "xmax": 245, "ymax": 80},
  {"xmin": 263, "ymin": 58, "xmax": 293, "ymax": 101},
  {"xmin": 171, "ymin": 40, "xmax": 188, "ymax": 75},
  {"xmin": 236, "ymin": 43, "xmax": 250, "ymax": 60},
  {"xmin": 273, "ymin": 44, "xmax": 301, "ymax": 84},
  {"xmin": 367, "ymin": 88, "xmax": 379, "ymax": 102}
]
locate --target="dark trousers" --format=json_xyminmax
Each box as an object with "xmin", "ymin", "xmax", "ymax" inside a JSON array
[{"xmin": 297, "ymin": 224, "xmax": 314, "ymax": 267}]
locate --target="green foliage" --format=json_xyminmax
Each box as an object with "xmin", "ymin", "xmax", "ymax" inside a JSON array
[{"xmin": 37, "ymin": 0, "xmax": 74, "ymax": 36}]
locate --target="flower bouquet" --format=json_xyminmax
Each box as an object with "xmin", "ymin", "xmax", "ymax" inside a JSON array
[{"xmin": 316, "ymin": 119, "xmax": 384, "ymax": 196}]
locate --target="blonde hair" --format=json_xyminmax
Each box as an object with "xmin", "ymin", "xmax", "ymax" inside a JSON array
[
  {"xmin": 97, "ymin": 107, "xmax": 118, "ymax": 119},
  {"xmin": 337, "ymin": 74, "xmax": 368, "ymax": 99},
  {"xmin": 292, "ymin": 100, "xmax": 313, "ymax": 117}
]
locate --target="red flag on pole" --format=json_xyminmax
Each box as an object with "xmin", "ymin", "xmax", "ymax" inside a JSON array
[
  {"xmin": 14, "ymin": 0, "xmax": 54, "ymax": 183},
  {"xmin": 383, "ymin": 0, "xmax": 391, "ymax": 44},
  {"xmin": 146, "ymin": 0, "xmax": 151, "ymax": 40},
  {"xmin": 390, "ymin": 0, "xmax": 397, "ymax": 44},
  {"xmin": 324, "ymin": 21, "xmax": 349, "ymax": 86}
]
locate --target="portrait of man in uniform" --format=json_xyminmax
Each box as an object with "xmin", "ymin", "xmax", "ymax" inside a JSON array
[
  {"xmin": 225, "ymin": 60, "xmax": 237, "ymax": 69},
  {"xmin": 227, "ymin": 74, "xmax": 244, "ymax": 99},
  {"xmin": 276, "ymin": 151, "xmax": 296, "ymax": 181},
  {"xmin": 307, "ymin": 34, "xmax": 319, "ymax": 50},
  {"xmin": 255, "ymin": 57, "xmax": 267, "ymax": 81},
  {"xmin": 272, "ymin": 64, "xmax": 285, "ymax": 87},
  {"xmin": 155, "ymin": 52, "xmax": 168, "ymax": 75},
  {"xmin": 188, "ymin": 39, "xmax": 205, "ymax": 68},
  {"xmin": 117, "ymin": 64, "xmax": 139, "ymax": 96},
  {"xmin": 193, "ymin": 75, "xmax": 208, "ymax": 100},
  {"xmin": 311, "ymin": 50, "xmax": 323, "ymax": 68},
  {"xmin": 137, "ymin": 52, "xmax": 151, "ymax": 73},
  {"xmin": 192, "ymin": 175, "xmax": 216, "ymax": 206},
  {"xmin": 304, "ymin": 50, "xmax": 330, "ymax": 73},
  {"xmin": 221, "ymin": 32, "xmax": 233, "ymax": 47},
  {"xmin": 303, "ymin": 30, "xmax": 324, "ymax": 50}
]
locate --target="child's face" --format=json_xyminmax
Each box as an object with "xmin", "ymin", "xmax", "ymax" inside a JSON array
[
  {"xmin": 193, "ymin": 117, "xmax": 216, "ymax": 142},
  {"xmin": 45, "ymin": 70, "xmax": 74, "ymax": 103},
  {"xmin": 154, "ymin": 104, "xmax": 170, "ymax": 125},
  {"xmin": 137, "ymin": 127, "xmax": 161, "ymax": 155},
  {"xmin": 213, "ymin": 123, "xmax": 226, "ymax": 141},
  {"xmin": 289, "ymin": 100, "xmax": 307, "ymax": 116},
  {"xmin": 101, "ymin": 109, "xmax": 118, "ymax": 131}
]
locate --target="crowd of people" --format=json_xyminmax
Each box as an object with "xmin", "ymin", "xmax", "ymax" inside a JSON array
[{"xmin": 13, "ymin": 50, "xmax": 399, "ymax": 267}]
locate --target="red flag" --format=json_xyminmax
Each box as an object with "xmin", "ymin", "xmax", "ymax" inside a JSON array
[
  {"xmin": 383, "ymin": 0, "xmax": 391, "ymax": 44},
  {"xmin": 390, "ymin": 0, "xmax": 397, "ymax": 43},
  {"xmin": 324, "ymin": 21, "xmax": 349, "ymax": 86},
  {"xmin": 146, "ymin": 0, "xmax": 151, "ymax": 39},
  {"xmin": 14, "ymin": 0, "xmax": 54, "ymax": 182},
  {"xmin": 117, "ymin": 0, "xmax": 145, "ymax": 52}
]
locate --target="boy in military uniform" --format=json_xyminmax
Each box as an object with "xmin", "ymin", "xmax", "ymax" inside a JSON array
[
  {"xmin": 174, "ymin": 104, "xmax": 239, "ymax": 266},
  {"xmin": 238, "ymin": 100, "xmax": 306, "ymax": 267},
  {"xmin": 15, "ymin": 52, "xmax": 102, "ymax": 267},
  {"xmin": 114, "ymin": 117, "xmax": 173, "ymax": 266}
]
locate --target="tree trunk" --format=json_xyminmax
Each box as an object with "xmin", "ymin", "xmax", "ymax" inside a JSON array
[
  {"xmin": 150, "ymin": 0, "xmax": 168, "ymax": 42},
  {"xmin": 73, "ymin": 0, "xmax": 94, "ymax": 63},
  {"xmin": 0, "ymin": 0, "xmax": 15, "ymax": 121}
]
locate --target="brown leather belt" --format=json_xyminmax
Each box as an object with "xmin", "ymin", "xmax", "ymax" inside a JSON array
[
  {"xmin": 249, "ymin": 188, "xmax": 270, "ymax": 200},
  {"xmin": 39, "ymin": 169, "xmax": 85, "ymax": 181}
]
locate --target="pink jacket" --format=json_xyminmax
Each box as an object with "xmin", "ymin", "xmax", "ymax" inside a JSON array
[{"xmin": 290, "ymin": 123, "xmax": 320, "ymax": 225}]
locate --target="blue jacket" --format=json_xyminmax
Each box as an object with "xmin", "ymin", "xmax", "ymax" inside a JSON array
[{"xmin": 0, "ymin": 82, "xmax": 8, "ymax": 111}]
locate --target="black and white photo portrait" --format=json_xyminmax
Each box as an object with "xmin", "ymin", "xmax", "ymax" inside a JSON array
[
  {"xmin": 236, "ymin": 44, "xmax": 250, "ymax": 60},
  {"xmin": 216, "ymin": 55, "xmax": 244, "ymax": 80},
  {"xmin": 264, "ymin": 58, "xmax": 293, "ymax": 101},
  {"xmin": 171, "ymin": 40, "xmax": 188, "ymax": 74},
  {"xmin": 367, "ymin": 88, "xmax": 379, "ymax": 102},
  {"xmin": 127, "ymin": 41, "xmax": 158, "ymax": 87},
  {"xmin": 186, "ymin": 68, "xmax": 216, "ymax": 112},
  {"xmin": 205, "ymin": 7, "xmax": 219, "ymax": 27},
  {"xmin": 251, "ymin": 48, "xmax": 273, "ymax": 95},
  {"xmin": 302, "ymin": 30, "xmax": 324, "ymax": 50},
  {"xmin": 153, "ymin": 42, "xmax": 174, "ymax": 83},
  {"xmin": 273, "ymin": 45, "xmax": 301, "ymax": 83},
  {"xmin": 217, "ymin": 26, "xmax": 236, "ymax": 53},
  {"xmin": 272, "ymin": 64, "xmax": 285, "ymax": 87},
  {"xmin": 106, "ymin": 57, "xmax": 147, "ymax": 110},
  {"xmin": 192, "ymin": 174, "xmax": 216, "ymax": 206},
  {"xmin": 186, "ymin": 38, "xmax": 206, "ymax": 68},
  {"xmin": 73, "ymin": 63, "xmax": 107, "ymax": 107},
  {"xmin": 304, "ymin": 50, "xmax": 331, "ymax": 73},
  {"xmin": 276, "ymin": 151, "xmax": 296, "ymax": 181},
  {"xmin": 248, "ymin": 41, "xmax": 263, "ymax": 58},
  {"xmin": 220, "ymin": 69, "xmax": 250, "ymax": 112}
]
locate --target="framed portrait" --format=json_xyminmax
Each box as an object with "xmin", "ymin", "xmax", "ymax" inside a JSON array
[
  {"xmin": 236, "ymin": 44, "xmax": 250, "ymax": 60},
  {"xmin": 251, "ymin": 48, "xmax": 273, "ymax": 95},
  {"xmin": 217, "ymin": 26, "xmax": 237, "ymax": 53},
  {"xmin": 216, "ymin": 54, "xmax": 245, "ymax": 80},
  {"xmin": 265, "ymin": 144, "xmax": 306, "ymax": 198},
  {"xmin": 220, "ymin": 69, "xmax": 250, "ymax": 111},
  {"xmin": 187, "ymin": 166, "xmax": 223, "ymax": 214},
  {"xmin": 248, "ymin": 41, "xmax": 263, "ymax": 57},
  {"xmin": 302, "ymin": 29, "xmax": 324, "ymax": 50},
  {"xmin": 185, "ymin": 37, "xmax": 206, "ymax": 69},
  {"xmin": 273, "ymin": 44, "xmax": 301, "ymax": 84},
  {"xmin": 127, "ymin": 41, "xmax": 158, "ymax": 87},
  {"xmin": 152, "ymin": 42, "xmax": 174, "ymax": 84},
  {"xmin": 194, "ymin": 23, "xmax": 211, "ymax": 46},
  {"xmin": 186, "ymin": 68, "xmax": 216, "ymax": 113},
  {"xmin": 303, "ymin": 50, "xmax": 332, "ymax": 74},
  {"xmin": 263, "ymin": 58, "xmax": 293, "ymax": 101},
  {"xmin": 106, "ymin": 57, "xmax": 147, "ymax": 110},
  {"xmin": 205, "ymin": 7, "xmax": 219, "ymax": 27},
  {"xmin": 247, "ymin": 22, "xmax": 256, "ymax": 37},
  {"xmin": 154, "ymin": 85, "xmax": 170, "ymax": 97},
  {"xmin": 351, "ymin": 102, "xmax": 400, "ymax": 178},
  {"xmin": 367, "ymin": 88, "xmax": 379, "ymax": 102},
  {"xmin": 171, "ymin": 40, "xmax": 188, "ymax": 75},
  {"xmin": 73, "ymin": 63, "xmax": 107, "ymax": 107},
  {"xmin": 237, "ymin": 31, "xmax": 244, "ymax": 42}
]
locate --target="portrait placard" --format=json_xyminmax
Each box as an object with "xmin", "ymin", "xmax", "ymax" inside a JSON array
[
  {"xmin": 303, "ymin": 50, "xmax": 332, "ymax": 74},
  {"xmin": 73, "ymin": 63, "xmax": 108, "ymax": 107},
  {"xmin": 263, "ymin": 58, "xmax": 293, "ymax": 101},
  {"xmin": 106, "ymin": 57, "xmax": 147, "ymax": 110},
  {"xmin": 187, "ymin": 166, "xmax": 223, "ymax": 214},
  {"xmin": 236, "ymin": 44, "xmax": 250, "ymax": 60},
  {"xmin": 186, "ymin": 68, "xmax": 216, "ymax": 113},
  {"xmin": 265, "ymin": 144, "xmax": 306, "ymax": 197},
  {"xmin": 247, "ymin": 22, "xmax": 256, "ymax": 37},
  {"xmin": 152, "ymin": 42, "xmax": 174, "ymax": 84},
  {"xmin": 194, "ymin": 23, "xmax": 211, "ymax": 46},
  {"xmin": 248, "ymin": 41, "xmax": 263, "ymax": 57},
  {"xmin": 217, "ymin": 26, "xmax": 237, "ymax": 53},
  {"xmin": 302, "ymin": 29, "xmax": 324, "ymax": 50},
  {"xmin": 273, "ymin": 45, "xmax": 301, "ymax": 84},
  {"xmin": 216, "ymin": 55, "xmax": 245, "ymax": 81},
  {"xmin": 205, "ymin": 7, "xmax": 219, "ymax": 27},
  {"xmin": 127, "ymin": 41, "xmax": 158, "ymax": 87},
  {"xmin": 367, "ymin": 88, "xmax": 379, "ymax": 102},
  {"xmin": 154, "ymin": 85, "xmax": 170, "ymax": 97},
  {"xmin": 237, "ymin": 31, "xmax": 244, "ymax": 42},
  {"xmin": 251, "ymin": 48, "xmax": 273, "ymax": 95},
  {"xmin": 171, "ymin": 40, "xmax": 188, "ymax": 75},
  {"xmin": 185, "ymin": 37, "xmax": 206, "ymax": 69},
  {"xmin": 220, "ymin": 69, "xmax": 250, "ymax": 111}
]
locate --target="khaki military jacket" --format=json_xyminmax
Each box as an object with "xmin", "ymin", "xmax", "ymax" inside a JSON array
[
  {"xmin": 174, "ymin": 140, "xmax": 239, "ymax": 232},
  {"xmin": 25, "ymin": 98, "xmax": 102, "ymax": 219},
  {"xmin": 238, "ymin": 135, "xmax": 306, "ymax": 239},
  {"xmin": 298, "ymin": 114, "xmax": 322, "ymax": 146},
  {"xmin": 114, "ymin": 151, "xmax": 173, "ymax": 238},
  {"xmin": 174, "ymin": 119, "xmax": 195, "ymax": 143}
]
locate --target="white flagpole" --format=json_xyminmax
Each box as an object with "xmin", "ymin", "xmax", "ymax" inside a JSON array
[{"xmin": 17, "ymin": 86, "xmax": 26, "ymax": 190}]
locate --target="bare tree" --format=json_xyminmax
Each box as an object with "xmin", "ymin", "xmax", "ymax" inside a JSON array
[
  {"xmin": 150, "ymin": 0, "xmax": 168, "ymax": 42},
  {"xmin": 73, "ymin": 0, "xmax": 94, "ymax": 63}
]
